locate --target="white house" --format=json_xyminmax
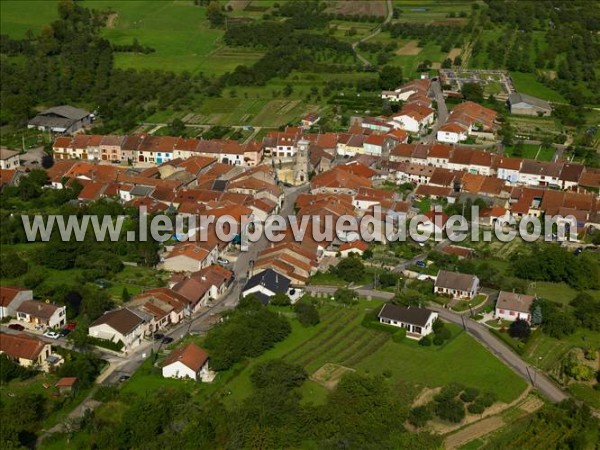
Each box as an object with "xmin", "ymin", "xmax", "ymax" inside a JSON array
[
  {"xmin": 495, "ymin": 291, "xmax": 535, "ymax": 323},
  {"xmin": 378, "ymin": 304, "xmax": 438, "ymax": 339},
  {"xmin": 437, "ymin": 122, "xmax": 469, "ymax": 144},
  {"xmin": 0, "ymin": 148, "xmax": 20, "ymax": 170},
  {"xmin": 0, "ymin": 286, "xmax": 32, "ymax": 320},
  {"xmin": 16, "ymin": 301, "xmax": 67, "ymax": 329},
  {"xmin": 162, "ymin": 342, "xmax": 215, "ymax": 382},
  {"xmin": 434, "ymin": 270, "xmax": 479, "ymax": 299},
  {"xmin": 241, "ymin": 269, "xmax": 292, "ymax": 305},
  {"xmin": 161, "ymin": 243, "xmax": 215, "ymax": 273},
  {"xmin": 88, "ymin": 308, "xmax": 149, "ymax": 350}
]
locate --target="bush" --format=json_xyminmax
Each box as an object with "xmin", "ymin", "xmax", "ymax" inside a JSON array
[
  {"xmin": 433, "ymin": 335, "xmax": 445, "ymax": 346},
  {"xmin": 270, "ymin": 292, "xmax": 291, "ymax": 306},
  {"xmin": 435, "ymin": 383, "xmax": 465, "ymax": 402},
  {"xmin": 467, "ymin": 401, "xmax": 485, "ymax": 414},
  {"xmin": 0, "ymin": 252, "xmax": 28, "ymax": 278},
  {"xmin": 419, "ymin": 336, "xmax": 432, "ymax": 346},
  {"xmin": 251, "ymin": 359, "xmax": 307, "ymax": 389},
  {"xmin": 508, "ymin": 319, "xmax": 531, "ymax": 339},
  {"xmin": 436, "ymin": 326, "xmax": 451, "ymax": 341},
  {"xmin": 295, "ymin": 302, "xmax": 320, "ymax": 326},
  {"xmin": 460, "ymin": 387, "xmax": 479, "ymax": 403},
  {"xmin": 392, "ymin": 328, "xmax": 407, "ymax": 343},
  {"xmin": 408, "ymin": 405, "xmax": 433, "ymax": 427},
  {"xmin": 435, "ymin": 397, "xmax": 466, "ymax": 423},
  {"xmin": 477, "ymin": 392, "xmax": 497, "ymax": 408},
  {"xmin": 87, "ymin": 336, "xmax": 125, "ymax": 352}
]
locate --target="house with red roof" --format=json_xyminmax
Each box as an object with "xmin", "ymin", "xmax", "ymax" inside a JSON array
[
  {"xmin": 0, "ymin": 287, "xmax": 33, "ymax": 320},
  {"xmin": 162, "ymin": 342, "xmax": 215, "ymax": 382}
]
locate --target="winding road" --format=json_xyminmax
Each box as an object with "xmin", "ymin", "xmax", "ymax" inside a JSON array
[{"xmin": 351, "ymin": 0, "xmax": 394, "ymax": 66}]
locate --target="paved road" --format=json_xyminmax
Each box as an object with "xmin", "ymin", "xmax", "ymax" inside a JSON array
[
  {"xmin": 431, "ymin": 306, "xmax": 568, "ymax": 403},
  {"xmin": 351, "ymin": 0, "xmax": 393, "ymax": 66},
  {"xmin": 423, "ymin": 79, "xmax": 448, "ymax": 143}
]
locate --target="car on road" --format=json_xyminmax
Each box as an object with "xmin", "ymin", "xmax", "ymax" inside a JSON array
[
  {"xmin": 43, "ymin": 330, "xmax": 61, "ymax": 339},
  {"xmin": 153, "ymin": 333, "xmax": 165, "ymax": 340},
  {"xmin": 161, "ymin": 336, "xmax": 174, "ymax": 344},
  {"xmin": 118, "ymin": 375, "xmax": 130, "ymax": 383},
  {"xmin": 8, "ymin": 323, "xmax": 24, "ymax": 331},
  {"xmin": 217, "ymin": 257, "xmax": 230, "ymax": 265},
  {"xmin": 59, "ymin": 328, "xmax": 71, "ymax": 337}
]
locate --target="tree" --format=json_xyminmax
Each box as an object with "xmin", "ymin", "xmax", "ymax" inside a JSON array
[
  {"xmin": 508, "ymin": 319, "xmax": 531, "ymax": 339},
  {"xmin": 531, "ymin": 303, "xmax": 543, "ymax": 326},
  {"xmin": 282, "ymin": 84, "xmax": 293, "ymax": 97},
  {"xmin": 441, "ymin": 58, "xmax": 452, "ymax": 69},
  {"xmin": 270, "ymin": 292, "xmax": 291, "ymax": 306},
  {"xmin": 378, "ymin": 65, "xmax": 403, "ymax": 90},
  {"xmin": 435, "ymin": 397, "xmax": 465, "ymax": 423},
  {"xmin": 206, "ymin": 1, "xmax": 225, "ymax": 27},
  {"xmin": 334, "ymin": 256, "xmax": 365, "ymax": 282},
  {"xmin": 170, "ymin": 118, "xmax": 185, "ymax": 136},
  {"xmin": 461, "ymin": 83, "xmax": 484, "ymax": 103},
  {"xmin": 250, "ymin": 359, "xmax": 307, "ymax": 389},
  {"xmin": 121, "ymin": 288, "xmax": 131, "ymax": 302},
  {"xmin": 334, "ymin": 287, "xmax": 358, "ymax": 306},
  {"xmin": 408, "ymin": 405, "xmax": 433, "ymax": 427},
  {"xmin": 453, "ymin": 55, "xmax": 463, "ymax": 66},
  {"xmin": 294, "ymin": 302, "xmax": 320, "ymax": 326},
  {"xmin": 0, "ymin": 251, "xmax": 28, "ymax": 278}
]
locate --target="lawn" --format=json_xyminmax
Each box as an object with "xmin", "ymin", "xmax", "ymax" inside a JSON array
[
  {"xmin": 522, "ymin": 328, "xmax": 600, "ymax": 372},
  {"xmin": 503, "ymin": 143, "xmax": 551, "ymax": 160},
  {"xmin": 527, "ymin": 281, "xmax": 600, "ymax": 305},
  {"xmin": 509, "ymin": 72, "xmax": 567, "ymax": 103},
  {"xmin": 223, "ymin": 301, "xmax": 526, "ymax": 405},
  {"xmin": 357, "ymin": 326, "xmax": 527, "ymax": 403},
  {"xmin": 0, "ymin": 0, "xmax": 58, "ymax": 37}
]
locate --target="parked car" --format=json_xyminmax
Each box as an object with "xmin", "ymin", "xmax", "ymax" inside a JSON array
[
  {"xmin": 59, "ymin": 329, "xmax": 71, "ymax": 337},
  {"xmin": 415, "ymin": 260, "xmax": 427, "ymax": 268},
  {"xmin": 8, "ymin": 323, "xmax": 24, "ymax": 331},
  {"xmin": 43, "ymin": 330, "xmax": 61, "ymax": 339},
  {"xmin": 217, "ymin": 257, "xmax": 230, "ymax": 265},
  {"xmin": 118, "ymin": 375, "xmax": 130, "ymax": 383},
  {"xmin": 161, "ymin": 336, "xmax": 174, "ymax": 344},
  {"xmin": 153, "ymin": 333, "xmax": 165, "ymax": 341},
  {"xmin": 65, "ymin": 322, "xmax": 77, "ymax": 330}
]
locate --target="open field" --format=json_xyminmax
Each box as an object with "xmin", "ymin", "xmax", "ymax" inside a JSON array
[
  {"xmin": 509, "ymin": 72, "xmax": 567, "ymax": 103},
  {"xmin": 503, "ymin": 143, "xmax": 554, "ymax": 161},
  {"xmin": 326, "ymin": 0, "xmax": 388, "ymax": 17},
  {"xmin": 390, "ymin": 42, "xmax": 445, "ymax": 78},
  {"xmin": 0, "ymin": 0, "xmax": 58, "ymax": 37},
  {"xmin": 221, "ymin": 300, "xmax": 526, "ymax": 406},
  {"xmin": 396, "ymin": 40, "xmax": 422, "ymax": 56},
  {"xmin": 357, "ymin": 327, "xmax": 527, "ymax": 403},
  {"xmin": 391, "ymin": 0, "xmax": 473, "ymax": 23}
]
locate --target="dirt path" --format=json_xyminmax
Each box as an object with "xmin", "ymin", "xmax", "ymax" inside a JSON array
[{"xmin": 351, "ymin": 0, "xmax": 393, "ymax": 66}]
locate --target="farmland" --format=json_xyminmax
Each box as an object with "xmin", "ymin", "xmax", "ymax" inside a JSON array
[{"xmin": 220, "ymin": 301, "xmax": 527, "ymax": 406}]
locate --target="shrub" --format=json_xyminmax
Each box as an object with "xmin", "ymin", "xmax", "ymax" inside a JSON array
[
  {"xmin": 408, "ymin": 405, "xmax": 433, "ymax": 427},
  {"xmin": 460, "ymin": 387, "xmax": 479, "ymax": 403},
  {"xmin": 436, "ymin": 397, "xmax": 466, "ymax": 423},
  {"xmin": 251, "ymin": 359, "xmax": 307, "ymax": 389},
  {"xmin": 270, "ymin": 292, "xmax": 291, "ymax": 306},
  {"xmin": 436, "ymin": 326, "xmax": 451, "ymax": 340},
  {"xmin": 477, "ymin": 392, "xmax": 497, "ymax": 408},
  {"xmin": 419, "ymin": 336, "xmax": 432, "ymax": 346},
  {"xmin": 433, "ymin": 335, "xmax": 445, "ymax": 346},
  {"xmin": 295, "ymin": 302, "xmax": 320, "ymax": 326},
  {"xmin": 508, "ymin": 319, "xmax": 531, "ymax": 339},
  {"xmin": 435, "ymin": 383, "xmax": 465, "ymax": 402},
  {"xmin": 467, "ymin": 401, "xmax": 485, "ymax": 414}
]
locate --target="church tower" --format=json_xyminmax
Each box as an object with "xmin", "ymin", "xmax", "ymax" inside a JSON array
[{"xmin": 293, "ymin": 138, "xmax": 309, "ymax": 185}]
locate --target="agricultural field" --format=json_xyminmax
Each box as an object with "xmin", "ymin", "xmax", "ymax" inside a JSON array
[
  {"xmin": 220, "ymin": 301, "xmax": 527, "ymax": 407},
  {"xmin": 392, "ymin": 0, "xmax": 473, "ymax": 24},
  {"xmin": 503, "ymin": 143, "xmax": 555, "ymax": 161},
  {"xmin": 509, "ymin": 72, "xmax": 567, "ymax": 103}
]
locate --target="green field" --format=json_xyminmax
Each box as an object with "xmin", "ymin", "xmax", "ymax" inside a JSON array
[
  {"xmin": 503, "ymin": 143, "xmax": 555, "ymax": 161},
  {"xmin": 509, "ymin": 72, "xmax": 567, "ymax": 103},
  {"xmin": 0, "ymin": 0, "xmax": 258, "ymax": 75},
  {"xmin": 221, "ymin": 301, "xmax": 526, "ymax": 405}
]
